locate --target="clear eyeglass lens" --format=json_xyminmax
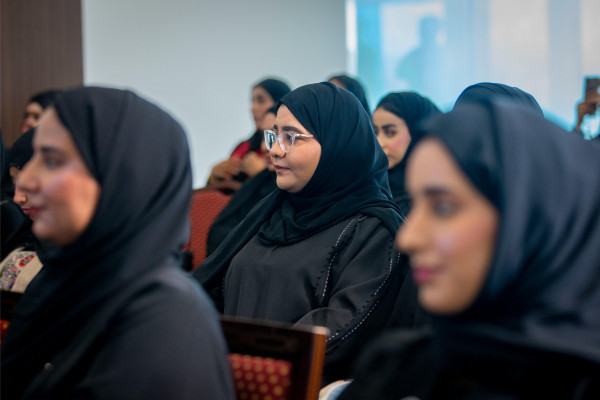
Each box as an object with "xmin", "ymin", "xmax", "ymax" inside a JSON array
[
  {"xmin": 264, "ymin": 131, "xmax": 275, "ymax": 150},
  {"xmin": 282, "ymin": 132, "xmax": 295, "ymax": 151}
]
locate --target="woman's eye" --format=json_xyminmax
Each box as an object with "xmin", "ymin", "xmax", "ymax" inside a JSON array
[
  {"xmin": 43, "ymin": 157, "xmax": 61, "ymax": 169},
  {"xmin": 384, "ymin": 129, "xmax": 396, "ymax": 138},
  {"xmin": 433, "ymin": 201, "xmax": 456, "ymax": 217}
]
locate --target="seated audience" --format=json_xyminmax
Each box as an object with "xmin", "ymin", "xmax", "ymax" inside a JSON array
[
  {"xmin": 328, "ymin": 74, "xmax": 371, "ymax": 115},
  {"xmin": 337, "ymin": 100, "xmax": 600, "ymax": 399},
  {"xmin": 372, "ymin": 92, "xmax": 441, "ymax": 215},
  {"xmin": 207, "ymin": 78, "xmax": 291, "ymax": 190},
  {"xmin": 1, "ymin": 129, "xmax": 43, "ymax": 292},
  {"xmin": 206, "ymin": 105, "xmax": 278, "ymax": 257},
  {"xmin": 194, "ymin": 82, "xmax": 423, "ymax": 384},
  {"xmin": 1, "ymin": 88, "xmax": 235, "ymax": 399}
]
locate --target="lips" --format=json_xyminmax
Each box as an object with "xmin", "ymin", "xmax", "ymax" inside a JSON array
[
  {"xmin": 273, "ymin": 165, "xmax": 289, "ymax": 173},
  {"xmin": 412, "ymin": 267, "xmax": 438, "ymax": 285},
  {"xmin": 24, "ymin": 206, "xmax": 44, "ymax": 218}
]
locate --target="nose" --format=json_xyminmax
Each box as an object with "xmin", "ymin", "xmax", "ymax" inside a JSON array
[
  {"xmin": 13, "ymin": 187, "xmax": 28, "ymax": 206},
  {"xmin": 15, "ymin": 159, "xmax": 38, "ymax": 199},
  {"xmin": 396, "ymin": 207, "xmax": 426, "ymax": 255},
  {"xmin": 377, "ymin": 135, "xmax": 388, "ymax": 150},
  {"xmin": 269, "ymin": 137, "xmax": 285, "ymax": 158}
]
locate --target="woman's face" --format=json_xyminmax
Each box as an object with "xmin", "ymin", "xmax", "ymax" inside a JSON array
[
  {"xmin": 270, "ymin": 105, "xmax": 321, "ymax": 193},
  {"xmin": 251, "ymin": 86, "xmax": 275, "ymax": 128},
  {"xmin": 21, "ymin": 102, "xmax": 44, "ymax": 134},
  {"xmin": 16, "ymin": 108, "xmax": 101, "ymax": 246},
  {"xmin": 373, "ymin": 107, "xmax": 412, "ymax": 169},
  {"xmin": 396, "ymin": 139, "xmax": 499, "ymax": 315},
  {"xmin": 10, "ymin": 167, "xmax": 32, "ymax": 215}
]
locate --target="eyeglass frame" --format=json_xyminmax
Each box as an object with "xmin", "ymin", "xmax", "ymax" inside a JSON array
[{"xmin": 264, "ymin": 129, "xmax": 315, "ymax": 153}]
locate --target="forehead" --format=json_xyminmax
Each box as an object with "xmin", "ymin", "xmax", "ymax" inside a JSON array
[
  {"xmin": 406, "ymin": 139, "xmax": 470, "ymax": 191},
  {"xmin": 373, "ymin": 108, "xmax": 405, "ymax": 125},
  {"xmin": 252, "ymin": 86, "xmax": 272, "ymax": 100},
  {"xmin": 25, "ymin": 102, "xmax": 44, "ymax": 113},
  {"xmin": 275, "ymin": 105, "xmax": 310, "ymax": 132},
  {"xmin": 33, "ymin": 109, "xmax": 76, "ymax": 152}
]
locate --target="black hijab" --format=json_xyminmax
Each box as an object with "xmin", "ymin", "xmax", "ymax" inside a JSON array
[
  {"xmin": 376, "ymin": 92, "xmax": 441, "ymax": 205},
  {"xmin": 1, "ymin": 88, "xmax": 193, "ymax": 398},
  {"xmin": 28, "ymin": 89, "xmax": 61, "ymax": 110},
  {"xmin": 329, "ymin": 74, "xmax": 371, "ymax": 115},
  {"xmin": 194, "ymin": 82, "xmax": 401, "ymax": 307},
  {"xmin": 421, "ymin": 100, "xmax": 600, "ymax": 381},
  {"xmin": 8, "ymin": 128, "xmax": 35, "ymax": 169},
  {"xmin": 254, "ymin": 78, "xmax": 292, "ymax": 103},
  {"xmin": 454, "ymin": 82, "xmax": 543, "ymax": 115}
]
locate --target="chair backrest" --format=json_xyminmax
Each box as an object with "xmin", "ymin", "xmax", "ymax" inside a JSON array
[
  {"xmin": 183, "ymin": 188, "xmax": 231, "ymax": 268},
  {"xmin": 220, "ymin": 316, "xmax": 329, "ymax": 400}
]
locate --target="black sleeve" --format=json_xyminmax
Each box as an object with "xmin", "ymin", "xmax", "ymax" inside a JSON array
[{"xmin": 71, "ymin": 275, "xmax": 235, "ymax": 400}]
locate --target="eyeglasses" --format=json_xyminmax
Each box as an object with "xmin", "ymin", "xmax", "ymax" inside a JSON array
[{"xmin": 264, "ymin": 130, "xmax": 314, "ymax": 153}]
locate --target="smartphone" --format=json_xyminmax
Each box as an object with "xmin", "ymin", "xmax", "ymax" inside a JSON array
[{"xmin": 584, "ymin": 76, "xmax": 600, "ymax": 102}]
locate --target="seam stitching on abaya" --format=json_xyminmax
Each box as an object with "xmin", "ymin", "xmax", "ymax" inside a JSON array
[
  {"xmin": 321, "ymin": 217, "xmax": 360, "ymax": 301},
  {"xmin": 327, "ymin": 238, "xmax": 396, "ymax": 343},
  {"xmin": 321, "ymin": 216, "xmax": 368, "ymax": 302}
]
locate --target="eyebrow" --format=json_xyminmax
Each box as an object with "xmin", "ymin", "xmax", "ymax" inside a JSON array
[
  {"xmin": 381, "ymin": 124, "xmax": 397, "ymax": 129},
  {"xmin": 272, "ymin": 125, "xmax": 304, "ymax": 134},
  {"xmin": 38, "ymin": 146, "xmax": 65, "ymax": 157},
  {"xmin": 421, "ymin": 186, "xmax": 454, "ymax": 197}
]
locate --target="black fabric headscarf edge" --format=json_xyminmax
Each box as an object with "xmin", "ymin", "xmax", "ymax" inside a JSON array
[
  {"xmin": 254, "ymin": 78, "xmax": 292, "ymax": 103},
  {"xmin": 8, "ymin": 128, "xmax": 35, "ymax": 170},
  {"xmin": 328, "ymin": 74, "xmax": 371, "ymax": 115},
  {"xmin": 453, "ymin": 82, "xmax": 543, "ymax": 115}
]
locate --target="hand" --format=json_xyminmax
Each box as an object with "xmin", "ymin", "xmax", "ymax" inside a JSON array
[
  {"xmin": 240, "ymin": 151, "xmax": 267, "ymax": 178},
  {"xmin": 208, "ymin": 158, "xmax": 241, "ymax": 183},
  {"xmin": 575, "ymin": 93, "xmax": 600, "ymax": 130}
]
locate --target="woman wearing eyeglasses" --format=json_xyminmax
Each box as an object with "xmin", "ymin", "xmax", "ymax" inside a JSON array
[{"xmin": 194, "ymin": 82, "xmax": 424, "ymax": 384}]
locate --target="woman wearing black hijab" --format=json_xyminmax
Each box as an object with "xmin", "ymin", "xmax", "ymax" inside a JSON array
[
  {"xmin": 207, "ymin": 77, "xmax": 291, "ymax": 189},
  {"xmin": 454, "ymin": 82, "xmax": 543, "ymax": 114},
  {"xmin": 338, "ymin": 100, "xmax": 600, "ymax": 399},
  {"xmin": 1, "ymin": 88, "xmax": 234, "ymax": 399},
  {"xmin": 194, "ymin": 82, "xmax": 423, "ymax": 383},
  {"xmin": 373, "ymin": 92, "xmax": 441, "ymax": 215},
  {"xmin": 328, "ymin": 74, "xmax": 371, "ymax": 115}
]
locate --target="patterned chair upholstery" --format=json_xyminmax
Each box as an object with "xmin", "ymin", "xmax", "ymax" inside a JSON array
[
  {"xmin": 182, "ymin": 189, "xmax": 231, "ymax": 269},
  {"xmin": 221, "ymin": 316, "xmax": 329, "ymax": 400},
  {"xmin": 229, "ymin": 354, "xmax": 292, "ymax": 400}
]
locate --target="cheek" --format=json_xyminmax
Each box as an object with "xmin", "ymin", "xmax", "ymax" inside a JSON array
[
  {"xmin": 424, "ymin": 222, "xmax": 495, "ymax": 314},
  {"xmin": 42, "ymin": 173, "xmax": 100, "ymax": 240},
  {"xmin": 387, "ymin": 134, "xmax": 411, "ymax": 158}
]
